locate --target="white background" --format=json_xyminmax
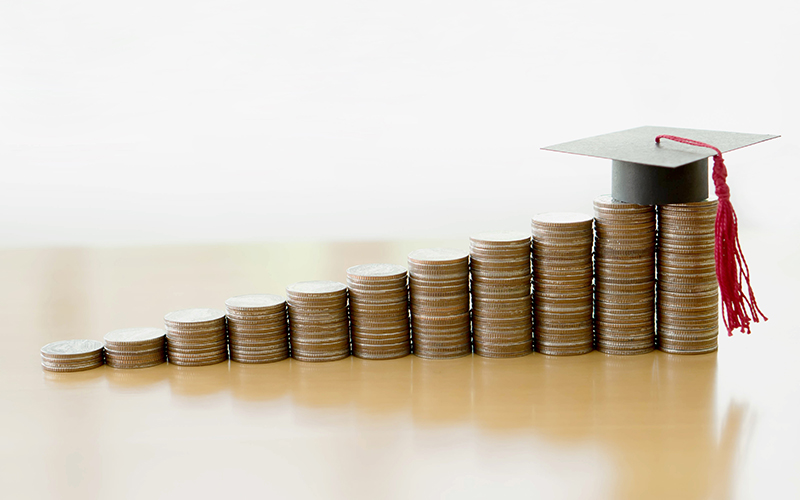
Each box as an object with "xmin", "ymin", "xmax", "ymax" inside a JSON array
[{"xmin": 1, "ymin": 0, "xmax": 797, "ymax": 247}]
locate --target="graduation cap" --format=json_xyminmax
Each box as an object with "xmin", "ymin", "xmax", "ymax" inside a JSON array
[{"xmin": 543, "ymin": 125, "xmax": 780, "ymax": 336}]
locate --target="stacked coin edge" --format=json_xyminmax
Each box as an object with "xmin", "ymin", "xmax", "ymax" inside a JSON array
[
  {"xmin": 657, "ymin": 200, "xmax": 720, "ymax": 355},
  {"xmin": 226, "ymin": 294, "xmax": 290, "ymax": 364},
  {"xmin": 286, "ymin": 281, "xmax": 351, "ymax": 362},
  {"xmin": 164, "ymin": 308, "xmax": 229, "ymax": 367},
  {"xmin": 347, "ymin": 264, "xmax": 411, "ymax": 360},
  {"xmin": 470, "ymin": 232, "xmax": 533, "ymax": 358},
  {"xmin": 593, "ymin": 195, "xmax": 657, "ymax": 355},
  {"xmin": 104, "ymin": 327, "xmax": 167, "ymax": 369},
  {"xmin": 531, "ymin": 213, "xmax": 595, "ymax": 356},
  {"xmin": 41, "ymin": 339, "xmax": 105, "ymax": 372},
  {"xmin": 408, "ymin": 248, "xmax": 472, "ymax": 360}
]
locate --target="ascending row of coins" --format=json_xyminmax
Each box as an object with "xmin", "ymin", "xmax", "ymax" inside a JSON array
[{"xmin": 41, "ymin": 202, "xmax": 725, "ymax": 371}]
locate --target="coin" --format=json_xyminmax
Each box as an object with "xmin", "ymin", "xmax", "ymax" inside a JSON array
[
  {"xmin": 40, "ymin": 339, "xmax": 105, "ymax": 372},
  {"xmin": 408, "ymin": 248, "xmax": 469, "ymax": 264},
  {"xmin": 413, "ymin": 344, "xmax": 471, "ymax": 360},
  {"xmin": 102, "ymin": 327, "xmax": 167, "ymax": 369},
  {"xmin": 347, "ymin": 263, "xmax": 407, "ymax": 279},
  {"xmin": 165, "ymin": 308, "xmax": 225, "ymax": 326},
  {"xmin": 41, "ymin": 339, "xmax": 103, "ymax": 358},
  {"xmin": 225, "ymin": 294, "xmax": 285, "ymax": 312}
]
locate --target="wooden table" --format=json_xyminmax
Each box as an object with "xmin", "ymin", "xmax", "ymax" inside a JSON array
[{"xmin": 1, "ymin": 235, "xmax": 798, "ymax": 499}]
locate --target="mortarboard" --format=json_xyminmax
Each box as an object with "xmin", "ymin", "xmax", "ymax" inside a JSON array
[
  {"xmin": 543, "ymin": 125, "xmax": 780, "ymax": 336},
  {"xmin": 543, "ymin": 125, "xmax": 778, "ymax": 205}
]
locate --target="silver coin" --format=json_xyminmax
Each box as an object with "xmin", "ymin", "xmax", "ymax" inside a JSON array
[
  {"xmin": 225, "ymin": 294, "xmax": 285, "ymax": 310},
  {"xmin": 408, "ymin": 248, "xmax": 469, "ymax": 264},
  {"xmin": 286, "ymin": 280, "xmax": 347, "ymax": 295},
  {"xmin": 531, "ymin": 212, "xmax": 593, "ymax": 225},
  {"xmin": 104, "ymin": 327, "xmax": 166, "ymax": 344},
  {"xmin": 470, "ymin": 231, "xmax": 530, "ymax": 244},
  {"xmin": 346, "ymin": 263, "xmax": 407, "ymax": 278},
  {"xmin": 41, "ymin": 339, "xmax": 104, "ymax": 357},
  {"xmin": 164, "ymin": 308, "xmax": 226, "ymax": 324}
]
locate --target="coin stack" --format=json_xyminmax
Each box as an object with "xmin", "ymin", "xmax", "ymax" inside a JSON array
[
  {"xmin": 286, "ymin": 281, "xmax": 350, "ymax": 362},
  {"xmin": 346, "ymin": 264, "xmax": 411, "ymax": 360},
  {"xmin": 225, "ymin": 294, "xmax": 289, "ymax": 363},
  {"xmin": 469, "ymin": 231, "xmax": 533, "ymax": 358},
  {"xmin": 593, "ymin": 195, "xmax": 656, "ymax": 355},
  {"xmin": 408, "ymin": 248, "xmax": 471, "ymax": 359},
  {"xmin": 657, "ymin": 199, "xmax": 719, "ymax": 354},
  {"xmin": 531, "ymin": 213, "xmax": 594, "ymax": 355},
  {"xmin": 103, "ymin": 327, "xmax": 167, "ymax": 369},
  {"xmin": 40, "ymin": 339, "xmax": 104, "ymax": 372},
  {"xmin": 164, "ymin": 308, "xmax": 228, "ymax": 366}
]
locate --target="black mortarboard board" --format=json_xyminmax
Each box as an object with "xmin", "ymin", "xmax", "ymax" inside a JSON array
[{"xmin": 543, "ymin": 126, "xmax": 779, "ymax": 205}]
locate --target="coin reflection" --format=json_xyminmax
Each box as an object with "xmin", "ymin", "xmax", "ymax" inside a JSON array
[
  {"xmin": 411, "ymin": 355, "xmax": 473, "ymax": 424},
  {"xmin": 289, "ymin": 357, "xmax": 355, "ymax": 408},
  {"xmin": 43, "ymin": 364, "xmax": 106, "ymax": 385},
  {"xmin": 351, "ymin": 356, "xmax": 412, "ymax": 416},
  {"xmin": 229, "ymin": 359, "xmax": 291, "ymax": 402},
  {"xmin": 106, "ymin": 362, "xmax": 168, "ymax": 388},
  {"xmin": 167, "ymin": 361, "xmax": 230, "ymax": 396}
]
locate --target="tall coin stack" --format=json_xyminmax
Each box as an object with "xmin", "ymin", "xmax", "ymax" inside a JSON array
[
  {"xmin": 656, "ymin": 199, "xmax": 719, "ymax": 354},
  {"xmin": 593, "ymin": 195, "xmax": 656, "ymax": 355},
  {"xmin": 103, "ymin": 327, "xmax": 167, "ymax": 369},
  {"xmin": 286, "ymin": 281, "xmax": 351, "ymax": 362},
  {"xmin": 164, "ymin": 308, "xmax": 228, "ymax": 366},
  {"xmin": 40, "ymin": 340, "xmax": 104, "ymax": 372},
  {"xmin": 225, "ymin": 294, "xmax": 289, "ymax": 364},
  {"xmin": 531, "ymin": 213, "xmax": 594, "ymax": 355},
  {"xmin": 407, "ymin": 248, "xmax": 471, "ymax": 359},
  {"xmin": 346, "ymin": 264, "xmax": 411, "ymax": 360},
  {"xmin": 469, "ymin": 231, "xmax": 533, "ymax": 358}
]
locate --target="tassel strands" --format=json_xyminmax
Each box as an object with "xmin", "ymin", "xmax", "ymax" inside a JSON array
[{"xmin": 655, "ymin": 135, "xmax": 767, "ymax": 335}]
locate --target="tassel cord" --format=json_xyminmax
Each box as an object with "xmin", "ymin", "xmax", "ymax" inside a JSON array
[{"xmin": 655, "ymin": 135, "xmax": 767, "ymax": 335}]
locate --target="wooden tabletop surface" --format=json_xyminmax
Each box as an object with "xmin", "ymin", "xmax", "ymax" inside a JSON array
[{"xmin": 1, "ymin": 235, "xmax": 798, "ymax": 499}]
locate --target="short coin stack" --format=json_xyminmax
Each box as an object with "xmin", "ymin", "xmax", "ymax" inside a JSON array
[
  {"xmin": 408, "ymin": 248, "xmax": 471, "ymax": 359},
  {"xmin": 469, "ymin": 231, "xmax": 533, "ymax": 358},
  {"xmin": 593, "ymin": 195, "xmax": 656, "ymax": 355},
  {"xmin": 103, "ymin": 327, "xmax": 166, "ymax": 368},
  {"xmin": 346, "ymin": 264, "xmax": 411, "ymax": 360},
  {"xmin": 164, "ymin": 308, "xmax": 228, "ymax": 366},
  {"xmin": 286, "ymin": 281, "xmax": 350, "ymax": 362},
  {"xmin": 40, "ymin": 340, "xmax": 104, "ymax": 372},
  {"xmin": 657, "ymin": 199, "xmax": 719, "ymax": 354},
  {"xmin": 225, "ymin": 294, "xmax": 289, "ymax": 363},
  {"xmin": 531, "ymin": 213, "xmax": 594, "ymax": 355}
]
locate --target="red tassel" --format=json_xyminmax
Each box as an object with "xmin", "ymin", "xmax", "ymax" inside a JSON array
[{"xmin": 655, "ymin": 135, "xmax": 767, "ymax": 335}]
